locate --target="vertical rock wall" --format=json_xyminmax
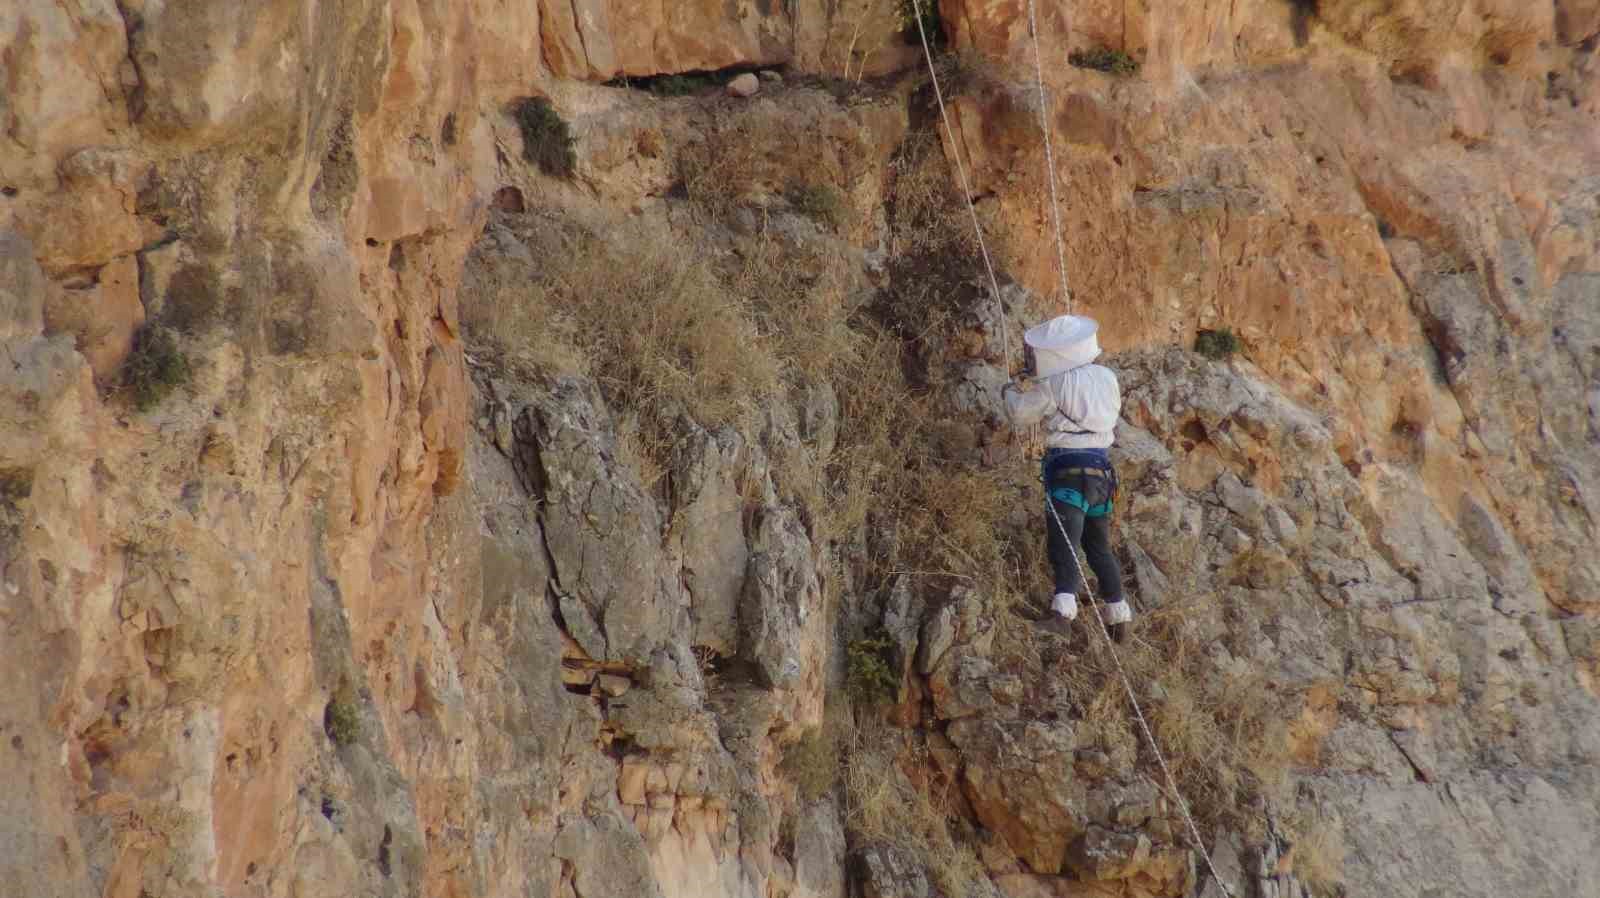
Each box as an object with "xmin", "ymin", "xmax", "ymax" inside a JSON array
[{"xmin": 3, "ymin": 2, "xmax": 1598, "ymax": 898}]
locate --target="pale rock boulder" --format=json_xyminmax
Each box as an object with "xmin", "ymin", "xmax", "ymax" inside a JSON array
[
  {"xmin": 727, "ymin": 73, "xmax": 762, "ymax": 97},
  {"xmin": 947, "ymin": 715, "xmax": 1081, "ymax": 873},
  {"xmin": 0, "ymin": 232, "xmax": 45, "ymax": 338},
  {"xmin": 930, "ymin": 652, "xmax": 1023, "ymax": 720},
  {"xmin": 512, "ymin": 378, "xmax": 683, "ymax": 666},
  {"xmin": 26, "ymin": 147, "xmax": 159, "ymax": 274},
  {"xmin": 555, "ymin": 812, "xmax": 665, "ymax": 898},
  {"xmin": 1315, "ymin": 771, "xmax": 1600, "ymax": 898},
  {"xmin": 856, "ymin": 843, "xmax": 932, "ymax": 898},
  {"xmin": 0, "ymin": 234, "xmax": 88, "ymax": 470},
  {"xmin": 741, "ymin": 500, "xmax": 824, "ymax": 692},
  {"xmin": 0, "ymin": 2, "xmax": 127, "ymax": 184},
  {"xmin": 671, "ymin": 422, "xmax": 751, "ymax": 654},
  {"xmin": 792, "ymin": 799, "xmax": 848, "ymax": 898},
  {"xmin": 917, "ymin": 601, "xmax": 959, "ymax": 675},
  {"xmin": 41, "ymin": 254, "xmax": 145, "ymax": 382}
]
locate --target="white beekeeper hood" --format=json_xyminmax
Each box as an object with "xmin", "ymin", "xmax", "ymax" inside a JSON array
[{"xmin": 1024, "ymin": 315, "xmax": 1101, "ymax": 377}]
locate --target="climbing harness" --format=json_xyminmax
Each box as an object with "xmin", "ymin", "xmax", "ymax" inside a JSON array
[
  {"xmin": 906, "ymin": 3, "xmax": 1240, "ymax": 894},
  {"xmin": 1046, "ymin": 486, "xmax": 1113, "ymax": 517},
  {"xmin": 1043, "ymin": 463, "xmax": 1116, "ymax": 517}
]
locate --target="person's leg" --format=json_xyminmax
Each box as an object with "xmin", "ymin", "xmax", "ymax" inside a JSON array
[
  {"xmin": 1080, "ymin": 513, "xmax": 1123, "ymax": 600},
  {"xmin": 1045, "ymin": 494, "xmax": 1087, "ymax": 616},
  {"xmin": 1080, "ymin": 512, "xmax": 1132, "ymax": 641}
]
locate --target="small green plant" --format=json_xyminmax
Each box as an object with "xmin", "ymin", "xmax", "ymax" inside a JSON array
[
  {"xmin": 785, "ymin": 181, "xmax": 848, "ymax": 230},
  {"xmin": 781, "ymin": 727, "xmax": 840, "ymax": 801},
  {"xmin": 324, "ymin": 698, "xmax": 361, "ymax": 747},
  {"xmin": 509, "ymin": 96, "xmax": 576, "ymax": 178},
  {"xmin": 847, "ymin": 632, "xmax": 899, "ymax": 704},
  {"xmin": 1194, "ymin": 327, "xmax": 1241, "ymax": 360},
  {"xmin": 122, "ymin": 325, "xmax": 191, "ymax": 410},
  {"xmin": 1069, "ymin": 47, "xmax": 1140, "ymax": 76}
]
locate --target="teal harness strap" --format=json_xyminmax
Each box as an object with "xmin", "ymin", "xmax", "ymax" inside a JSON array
[{"xmin": 1048, "ymin": 486, "xmax": 1114, "ymax": 517}]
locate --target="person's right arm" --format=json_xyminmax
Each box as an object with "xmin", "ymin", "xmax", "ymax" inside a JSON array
[{"xmin": 1002, "ymin": 378, "xmax": 1055, "ymax": 427}]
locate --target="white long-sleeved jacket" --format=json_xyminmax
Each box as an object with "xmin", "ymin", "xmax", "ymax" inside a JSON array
[{"xmin": 1003, "ymin": 363, "xmax": 1121, "ymax": 449}]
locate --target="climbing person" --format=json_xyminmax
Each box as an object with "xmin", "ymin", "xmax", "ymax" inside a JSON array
[{"xmin": 1001, "ymin": 314, "xmax": 1133, "ymax": 643}]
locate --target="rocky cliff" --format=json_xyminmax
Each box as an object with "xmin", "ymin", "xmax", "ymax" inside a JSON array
[{"xmin": 3, "ymin": 2, "xmax": 1598, "ymax": 898}]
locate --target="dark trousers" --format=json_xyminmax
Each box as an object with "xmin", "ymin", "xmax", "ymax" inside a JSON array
[
  {"xmin": 1040, "ymin": 448, "xmax": 1124, "ymax": 603},
  {"xmin": 1045, "ymin": 497, "xmax": 1124, "ymax": 602}
]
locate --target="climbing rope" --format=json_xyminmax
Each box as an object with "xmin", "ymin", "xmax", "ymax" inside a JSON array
[
  {"xmin": 905, "ymin": 5, "xmax": 1239, "ymax": 893},
  {"xmin": 1023, "ymin": 0, "xmax": 1074, "ymax": 313},
  {"xmin": 908, "ymin": 0, "xmax": 1012, "ymax": 372},
  {"xmin": 1044, "ymin": 499, "xmax": 1236, "ymax": 897}
]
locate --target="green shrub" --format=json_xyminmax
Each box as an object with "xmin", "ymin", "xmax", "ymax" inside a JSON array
[
  {"xmin": 1195, "ymin": 327, "xmax": 1242, "ymax": 360},
  {"xmin": 781, "ymin": 727, "xmax": 840, "ymax": 801},
  {"xmin": 324, "ymin": 698, "xmax": 361, "ymax": 747},
  {"xmin": 123, "ymin": 326, "xmax": 191, "ymax": 411},
  {"xmin": 509, "ymin": 96, "xmax": 576, "ymax": 178},
  {"xmin": 1069, "ymin": 47, "xmax": 1140, "ymax": 76},
  {"xmin": 847, "ymin": 632, "xmax": 899, "ymax": 704},
  {"xmin": 785, "ymin": 181, "xmax": 848, "ymax": 230}
]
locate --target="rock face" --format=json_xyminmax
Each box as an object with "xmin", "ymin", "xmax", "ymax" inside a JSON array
[{"xmin": 3, "ymin": 2, "xmax": 1599, "ymax": 898}]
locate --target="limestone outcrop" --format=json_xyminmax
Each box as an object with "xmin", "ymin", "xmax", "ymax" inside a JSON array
[{"xmin": 3, "ymin": 2, "xmax": 1598, "ymax": 898}]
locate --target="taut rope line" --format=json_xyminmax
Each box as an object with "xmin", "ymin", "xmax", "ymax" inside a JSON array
[
  {"xmin": 907, "ymin": 4, "xmax": 1239, "ymax": 893},
  {"xmin": 908, "ymin": 0, "xmax": 1012, "ymax": 372},
  {"xmin": 1044, "ymin": 498, "xmax": 1236, "ymax": 897},
  {"xmin": 1023, "ymin": 0, "xmax": 1074, "ymax": 314}
]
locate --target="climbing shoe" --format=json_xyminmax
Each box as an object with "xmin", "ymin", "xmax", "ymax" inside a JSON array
[
  {"xmin": 1051, "ymin": 592, "xmax": 1079, "ymax": 621},
  {"xmin": 1102, "ymin": 599, "xmax": 1133, "ymax": 644}
]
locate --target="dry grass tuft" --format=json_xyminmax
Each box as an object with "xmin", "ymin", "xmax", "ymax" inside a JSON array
[
  {"xmin": 1037, "ymin": 595, "xmax": 1293, "ymax": 838},
  {"xmin": 1287, "ymin": 809, "xmax": 1347, "ymax": 898},
  {"xmin": 781, "ymin": 707, "xmax": 851, "ymax": 802},
  {"xmin": 676, "ymin": 127, "xmax": 767, "ymax": 223},
  {"xmin": 884, "ymin": 128, "xmax": 977, "ymax": 261},
  {"xmin": 463, "ymin": 220, "xmax": 794, "ymax": 468},
  {"xmin": 842, "ymin": 717, "xmax": 987, "ymax": 896},
  {"xmin": 785, "ymin": 181, "xmax": 852, "ymax": 230},
  {"xmin": 730, "ymin": 235, "xmax": 861, "ymax": 386}
]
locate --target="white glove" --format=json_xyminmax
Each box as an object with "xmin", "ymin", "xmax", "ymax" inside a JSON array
[
  {"xmin": 1052, "ymin": 592, "xmax": 1078, "ymax": 621},
  {"xmin": 1103, "ymin": 600, "xmax": 1133, "ymax": 625}
]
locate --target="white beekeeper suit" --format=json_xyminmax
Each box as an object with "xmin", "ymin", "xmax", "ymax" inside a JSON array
[
  {"xmin": 1000, "ymin": 314, "xmax": 1133, "ymax": 640},
  {"xmin": 1002, "ymin": 315, "xmax": 1122, "ymax": 444}
]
